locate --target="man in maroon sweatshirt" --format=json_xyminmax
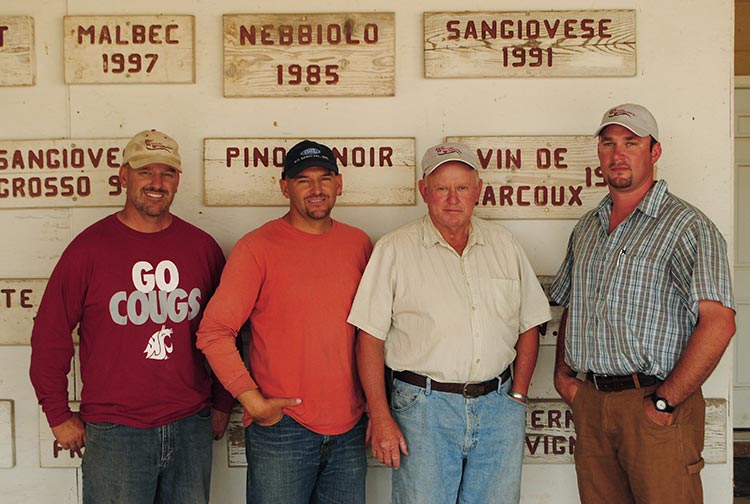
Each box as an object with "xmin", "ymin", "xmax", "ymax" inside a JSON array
[{"xmin": 30, "ymin": 129, "xmax": 233, "ymax": 504}]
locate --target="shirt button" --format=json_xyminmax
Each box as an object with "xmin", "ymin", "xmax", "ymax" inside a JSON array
[{"xmin": 476, "ymin": 359, "xmax": 480, "ymax": 363}]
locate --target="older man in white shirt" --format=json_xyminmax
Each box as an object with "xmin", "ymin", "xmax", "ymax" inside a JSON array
[{"xmin": 348, "ymin": 142, "xmax": 550, "ymax": 504}]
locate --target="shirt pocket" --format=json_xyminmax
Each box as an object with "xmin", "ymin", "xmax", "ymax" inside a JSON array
[
  {"xmin": 612, "ymin": 253, "xmax": 668, "ymax": 311},
  {"xmin": 478, "ymin": 278, "xmax": 520, "ymax": 323}
]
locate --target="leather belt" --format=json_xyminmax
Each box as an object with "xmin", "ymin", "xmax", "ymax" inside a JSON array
[
  {"xmin": 587, "ymin": 372, "xmax": 661, "ymax": 392},
  {"xmin": 393, "ymin": 368, "xmax": 511, "ymax": 398}
]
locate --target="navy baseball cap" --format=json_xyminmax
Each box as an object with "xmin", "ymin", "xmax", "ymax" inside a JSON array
[{"xmin": 282, "ymin": 140, "xmax": 339, "ymax": 179}]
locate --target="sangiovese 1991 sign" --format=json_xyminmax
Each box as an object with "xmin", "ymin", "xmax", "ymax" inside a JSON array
[{"xmin": 425, "ymin": 10, "xmax": 635, "ymax": 78}]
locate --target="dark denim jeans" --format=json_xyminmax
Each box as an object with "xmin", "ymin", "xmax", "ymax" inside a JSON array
[
  {"xmin": 245, "ymin": 414, "xmax": 366, "ymax": 504},
  {"xmin": 82, "ymin": 408, "xmax": 213, "ymax": 504}
]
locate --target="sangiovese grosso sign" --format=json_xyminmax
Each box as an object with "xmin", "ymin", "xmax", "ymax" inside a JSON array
[{"xmin": 0, "ymin": 139, "xmax": 127, "ymax": 208}]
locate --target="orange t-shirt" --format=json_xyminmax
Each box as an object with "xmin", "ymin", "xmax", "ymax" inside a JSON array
[{"xmin": 197, "ymin": 218, "xmax": 372, "ymax": 434}]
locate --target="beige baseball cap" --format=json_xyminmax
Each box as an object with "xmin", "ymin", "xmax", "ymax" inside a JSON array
[
  {"xmin": 595, "ymin": 103, "xmax": 659, "ymax": 141},
  {"xmin": 421, "ymin": 142, "xmax": 480, "ymax": 177},
  {"xmin": 123, "ymin": 129, "xmax": 182, "ymax": 172}
]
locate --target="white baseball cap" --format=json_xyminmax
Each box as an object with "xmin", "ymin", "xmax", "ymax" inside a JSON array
[
  {"xmin": 421, "ymin": 142, "xmax": 480, "ymax": 177},
  {"xmin": 595, "ymin": 103, "xmax": 659, "ymax": 141}
]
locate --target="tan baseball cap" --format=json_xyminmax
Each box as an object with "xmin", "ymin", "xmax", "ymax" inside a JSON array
[
  {"xmin": 123, "ymin": 129, "xmax": 182, "ymax": 172},
  {"xmin": 421, "ymin": 142, "xmax": 480, "ymax": 177},
  {"xmin": 595, "ymin": 103, "xmax": 659, "ymax": 141}
]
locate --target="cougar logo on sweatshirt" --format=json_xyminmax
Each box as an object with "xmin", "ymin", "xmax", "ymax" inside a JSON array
[{"xmin": 144, "ymin": 325, "xmax": 174, "ymax": 360}]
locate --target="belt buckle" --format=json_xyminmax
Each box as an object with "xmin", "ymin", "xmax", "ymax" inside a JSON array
[
  {"xmin": 462, "ymin": 382, "xmax": 472, "ymax": 398},
  {"xmin": 592, "ymin": 374, "xmax": 605, "ymax": 391}
]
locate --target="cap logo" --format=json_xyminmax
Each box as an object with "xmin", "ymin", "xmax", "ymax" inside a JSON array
[
  {"xmin": 607, "ymin": 108, "xmax": 635, "ymax": 119},
  {"xmin": 435, "ymin": 146, "xmax": 462, "ymax": 156},
  {"xmin": 300, "ymin": 147, "xmax": 321, "ymax": 156},
  {"xmin": 144, "ymin": 139, "xmax": 172, "ymax": 153}
]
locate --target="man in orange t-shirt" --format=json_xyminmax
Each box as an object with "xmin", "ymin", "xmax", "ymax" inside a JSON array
[{"xmin": 197, "ymin": 140, "xmax": 372, "ymax": 504}]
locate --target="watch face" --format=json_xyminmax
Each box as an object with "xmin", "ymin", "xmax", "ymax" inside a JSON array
[{"xmin": 656, "ymin": 399, "xmax": 668, "ymax": 411}]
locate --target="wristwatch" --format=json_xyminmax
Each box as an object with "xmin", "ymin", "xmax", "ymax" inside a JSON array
[{"xmin": 651, "ymin": 393, "xmax": 675, "ymax": 413}]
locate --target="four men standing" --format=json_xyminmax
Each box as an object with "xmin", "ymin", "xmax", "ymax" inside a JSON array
[{"xmin": 29, "ymin": 112, "xmax": 735, "ymax": 503}]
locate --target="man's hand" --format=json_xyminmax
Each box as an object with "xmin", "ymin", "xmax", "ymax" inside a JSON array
[
  {"xmin": 368, "ymin": 414, "xmax": 409, "ymax": 469},
  {"xmin": 238, "ymin": 389, "xmax": 301, "ymax": 426},
  {"xmin": 211, "ymin": 408, "xmax": 231, "ymax": 440},
  {"xmin": 554, "ymin": 366, "xmax": 581, "ymax": 407},
  {"xmin": 51, "ymin": 413, "xmax": 86, "ymax": 457},
  {"xmin": 643, "ymin": 397, "xmax": 676, "ymax": 427}
]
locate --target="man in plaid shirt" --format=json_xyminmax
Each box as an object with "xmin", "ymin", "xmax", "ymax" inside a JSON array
[{"xmin": 550, "ymin": 103, "xmax": 735, "ymax": 504}]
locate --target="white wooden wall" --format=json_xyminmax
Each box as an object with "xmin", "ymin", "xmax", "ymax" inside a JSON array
[{"xmin": 0, "ymin": 1, "xmax": 735, "ymax": 502}]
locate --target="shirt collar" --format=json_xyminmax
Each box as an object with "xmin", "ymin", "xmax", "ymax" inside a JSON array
[
  {"xmin": 596, "ymin": 179, "xmax": 669, "ymax": 225},
  {"xmin": 420, "ymin": 215, "xmax": 485, "ymax": 250}
]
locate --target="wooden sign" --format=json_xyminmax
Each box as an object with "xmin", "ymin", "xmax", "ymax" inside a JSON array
[
  {"xmin": 524, "ymin": 398, "xmax": 726, "ymax": 464},
  {"xmin": 0, "ymin": 400, "xmax": 14, "ymax": 468},
  {"xmin": 39, "ymin": 402, "xmax": 82, "ymax": 468},
  {"xmin": 204, "ymin": 138, "xmax": 415, "ymax": 206},
  {"xmin": 0, "ymin": 139, "xmax": 127, "ymax": 208},
  {"xmin": 0, "ymin": 16, "xmax": 35, "ymax": 86},
  {"xmin": 0, "ymin": 279, "xmax": 81, "ymax": 350},
  {"xmin": 64, "ymin": 16, "xmax": 195, "ymax": 84},
  {"xmin": 425, "ymin": 10, "xmax": 635, "ymax": 78},
  {"xmin": 0, "ymin": 279, "xmax": 46, "ymax": 345},
  {"xmin": 447, "ymin": 135, "xmax": 608, "ymax": 219},
  {"xmin": 224, "ymin": 13, "xmax": 395, "ymax": 97}
]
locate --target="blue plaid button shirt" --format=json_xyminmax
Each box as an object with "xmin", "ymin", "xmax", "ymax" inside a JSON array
[{"xmin": 550, "ymin": 180, "xmax": 734, "ymax": 379}]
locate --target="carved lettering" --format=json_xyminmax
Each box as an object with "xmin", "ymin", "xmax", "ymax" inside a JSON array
[
  {"xmin": 52, "ymin": 440, "xmax": 80, "ymax": 459},
  {"xmin": 0, "ymin": 176, "xmax": 91, "ymax": 198},
  {"xmin": 525, "ymin": 434, "xmax": 576, "ymax": 455},
  {"xmin": 536, "ymin": 148, "xmax": 568, "ymax": 169},
  {"xmin": 0, "ymin": 288, "xmax": 34, "ymax": 308},
  {"xmin": 446, "ymin": 17, "xmax": 611, "ymax": 41},
  {"xmin": 239, "ymin": 22, "xmax": 379, "ymax": 46},
  {"xmin": 481, "ymin": 185, "xmax": 584, "ymax": 207},
  {"xmin": 76, "ymin": 24, "xmax": 180, "ymax": 45},
  {"xmin": 0, "ymin": 147, "xmax": 121, "ymax": 170},
  {"xmin": 477, "ymin": 149, "xmax": 522, "ymax": 169},
  {"xmin": 225, "ymin": 145, "xmax": 396, "ymax": 168}
]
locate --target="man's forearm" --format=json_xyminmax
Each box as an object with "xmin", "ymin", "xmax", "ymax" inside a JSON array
[
  {"xmin": 657, "ymin": 300, "xmax": 735, "ymax": 406},
  {"xmin": 513, "ymin": 326, "xmax": 540, "ymax": 395},
  {"xmin": 356, "ymin": 331, "xmax": 390, "ymax": 418}
]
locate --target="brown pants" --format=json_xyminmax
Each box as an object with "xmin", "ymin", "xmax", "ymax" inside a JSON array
[{"xmin": 571, "ymin": 379, "xmax": 705, "ymax": 504}]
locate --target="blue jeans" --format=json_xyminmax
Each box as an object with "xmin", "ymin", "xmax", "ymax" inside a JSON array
[
  {"xmin": 82, "ymin": 408, "xmax": 213, "ymax": 504},
  {"xmin": 245, "ymin": 414, "xmax": 366, "ymax": 504},
  {"xmin": 391, "ymin": 376, "xmax": 526, "ymax": 504}
]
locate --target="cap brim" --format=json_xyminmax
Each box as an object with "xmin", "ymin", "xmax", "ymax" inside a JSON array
[
  {"xmin": 127, "ymin": 155, "xmax": 182, "ymax": 172},
  {"xmin": 595, "ymin": 121, "xmax": 653, "ymax": 139},
  {"xmin": 423, "ymin": 158, "xmax": 478, "ymax": 177},
  {"xmin": 283, "ymin": 158, "xmax": 338, "ymax": 178}
]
